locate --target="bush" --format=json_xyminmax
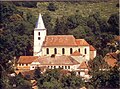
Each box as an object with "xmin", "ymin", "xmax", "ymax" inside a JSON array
[
  {"xmin": 13, "ymin": 1, "xmax": 37, "ymax": 8},
  {"xmin": 47, "ymin": 3, "xmax": 57, "ymax": 11},
  {"xmin": 116, "ymin": 3, "xmax": 119, "ymax": 8}
]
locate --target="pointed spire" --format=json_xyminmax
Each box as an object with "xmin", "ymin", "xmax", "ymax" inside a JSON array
[{"xmin": 36, "ymin": 13, "xmax": 45, "ymax": 29}]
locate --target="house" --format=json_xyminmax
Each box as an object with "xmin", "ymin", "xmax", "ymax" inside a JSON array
[
  {"xmin": 103, "ymin": 52, "xmax": 119, "ymax": 67},
  {"xmin": 33, "ymin": 13, "xmax": 96, "ymax": 61},
  {"xmin": 76, "ymin": 61, "xmax": 91, "ymax": 79},
  {"xmin": 17, "ymin": 56, "xmax": 38, "ymax": 72},
  {"xmin": 17, "ymin": 55, "xmax": 80, "ymax": 72}
]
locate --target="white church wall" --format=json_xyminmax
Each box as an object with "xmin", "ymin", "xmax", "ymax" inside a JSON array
[
  {"xmin": 78, "ymin": 46, "xmax": 90, "ymax": 61},
  {"xmin": 42, "ymin": 46, "xmax": 90, "ymax": 60}
]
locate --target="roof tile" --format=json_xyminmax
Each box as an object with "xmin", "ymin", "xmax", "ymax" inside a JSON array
[
  {"xmin": 43, "ymin": 35, "xmax": 77, "ymax": 47},
  {"xmin": 90, "ymin": 45, "xmax": 96, "ymax": 51},
  {"xmin": 71, "ymin": 50, "xmax": 83, "ymax": 56},
  {"xmin": 33, "ymin": 55, "xmax": 80, "ymax": 65},
  {"xmin": 18, "ymin": 56, "xmax": 38, "ymax": 64},
  {"xmin": 76, "ymin": 39, "xmax": 89, "ymax": 46}
]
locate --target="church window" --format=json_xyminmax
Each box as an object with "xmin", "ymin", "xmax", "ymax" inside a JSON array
[
  {"xmin": 85, "ymin": 48, "xmax": 87, "ymax": 54},
  {"xmin": 54, "ymin": 48, "xmax": 57, "ymax": 54},
  {"xmin": 46, "ymin": 48, "xmax": 49, "ymax": 54},
  {"xmin": 65, "ymin": 66, "xmax": 67, "ymax": 69},
  {"xmin": 62, "ymin": 48, "xmax": 65, "ymax": 54},
  {"xmin": 38, "ymin": 32, "xmax": 40, "ymax": 36},
  {"xmin": 70, "ymin": 48, "xmax": 73, "ymax": 54},
  {"xmin": 59, "ymin": 66, "xmax": 61, "ymax": 68},
  {"xmin": 78, "ymin": 48, "xmax": 80, "ymax": 52},
  {"xmin": 68, "ymin": 66, "xmax": 70, "ymax": 69},
  {"xmin": 38, "ymin": 37, "xmax": 41, "ymax": 40},
  {"xmin": 62, "ymin": 66, "xmax": 64, "ymax": 69}
]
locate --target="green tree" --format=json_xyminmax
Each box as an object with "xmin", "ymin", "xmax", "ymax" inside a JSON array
[
  {"xmin": 34, "ymin": 67, "xmax": 42, "ymax": 80},
  {"xmin": 108, "ymin": 13, "xmax": 119, "ymax": 35},
  {"xmin": 88, "ymin": 54, "xmax": 119, "ymax": 89},
  {"xmin": 13, "ymin": 1, "xmax": 37, "ymax": 8},
  {"xmin": 43, "ymin": 13, "xmax": 53, "ymax": 35},
  {"xmin": 54, "ymin": 17, "xmax": 68, "ymax": 35},
  {"xmin": 47, "ymin": 3, "xmax": 57, "ymax": 11}
]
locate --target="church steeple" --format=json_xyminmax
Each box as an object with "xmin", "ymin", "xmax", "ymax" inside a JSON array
[
  {"xmin": 36, "ymin": 13, "xmax": 45, "ymax": 29},
  {"xmin": 34, "ymin": 13, "xmax": 46, "ymax": 56}
]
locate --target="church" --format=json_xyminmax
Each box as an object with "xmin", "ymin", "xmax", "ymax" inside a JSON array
[
  {"xmin": 33, "ymin": 13, "xmax": 96, "ymax": 61},
  {"xmin": 16, "ymin": 13, "xmax": 97, "ymax": 79}
]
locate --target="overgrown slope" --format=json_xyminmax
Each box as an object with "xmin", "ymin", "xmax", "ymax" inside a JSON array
[{"xmin": 17, "ymin": 1, "xmax": 118, "ymax": 24}]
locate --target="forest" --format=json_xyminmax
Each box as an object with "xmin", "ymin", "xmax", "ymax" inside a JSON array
[{"xmin": 0, "ymin": 1, "xmax": 119, "ymax": 89}]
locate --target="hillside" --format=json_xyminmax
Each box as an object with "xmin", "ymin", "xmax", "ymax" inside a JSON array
[{"xmin": 17, "ymin": 1, "xmax": 119, "ymax": 24}]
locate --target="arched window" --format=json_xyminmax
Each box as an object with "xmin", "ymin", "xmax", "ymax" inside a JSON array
[
  {"xmin": 70, "ymin": 48, "xmax": 72, "ymax": 54},
  {"xmin": 62, "ymin": 66, "xmax": 64, "ymax": 69},
  {"xmin": 68, "ymin": 66, "xmax": 70, "ymax": 69},
  {"xmin": 85, "ymin": 48, "xmax": 87, "ymax": 54},
  {"xmin": 54, "ymin": 48, "xmax": 57, "ymax": 54},
  {"xmin": 46, "ymin": 48, "xmax": 49, "ymax": 54},
  {"xmin": 78, "ymin": 48, "xmax": 80, "ymax": 52},
  {"xmin": 65, "ymin": 66, "xmax": 67, "ymax": 69},
  {"xmin": 62, "ymin": 48, "xmax": 65, "ymax": 54}
]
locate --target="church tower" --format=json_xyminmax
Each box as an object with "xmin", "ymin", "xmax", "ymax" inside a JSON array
[{"xmin": 33, "ymin": 13, "xmax": 46, "ymax": 56}]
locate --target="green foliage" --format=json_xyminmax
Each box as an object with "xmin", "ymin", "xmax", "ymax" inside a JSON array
[
  {"xmin": 9, "ymin": 72, "xmax": 32, "ymax": 89},
  {"xmin": 36, "ymin": 69, "xmax": 84, "ymax": 89},
  {"xmin": 47, "ymin": 2, "xmax": 57, "ymax": 11},
  {"xmin": 108, "ymin": 13, "xmax": 119, "ymax": 35},
  {"xmin": 116, "ymin": 3, "xmax": 119, "ymax": 7},
  {"xmin": 88, "ymin": 55, "xmax": 119, "ymax": 89},
  {"xmin": 43, "ymin": 13, "xmax": 54, "ymax": 35},
  {"xmin": 0, "ymin": 2, "xmax": 21, "ymax": 23},
  {"xmin": 54, "ymin": 17, "xmax": 68, "ymax": 35},
  {"xmin": 13, "ymin": 1, "xmax": 37, "ymax": 8},
  {"xmin": 34, "ymin": 67, "xmax": 42, "ymax": 80}
]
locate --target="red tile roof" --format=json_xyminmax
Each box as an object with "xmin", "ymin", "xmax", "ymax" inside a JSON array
[
  {"xmin": 18, "ymin": 56, "xmax": 38, "ymax": 64},
  {"xmin": 114, "ymin": 36, "xmax": 120, "ymax": 41},
  {"xmin": 105, "ymin": 58, "xmax": 117, "ymax": 67},
  {"xmin": 90, "ymin": 45, "xmax": 96, "ymax": 51},
  {"xmin": 104, "ymin": 52, "xmax": 118, "ymax": 67},
  {"xmin": 71, "ymin": 50, "xmax": 83, "ymax": 56},
  {"xmin": 43, "ymin": 35, "xmax": 90, "ymax": 47},
  {"xmin": 78, "ymin": 61, "xmax": 89, "ymax": 69},
  {"xmin": 76, "ymin": 39, "xmax": 89, "ymax": 46},
  {"xmin": 43, "ymin": 35, "xmax": 77, "ymax": 47},
  {"xmin": 33, "ymin": 55, "xmax": 80, "ymax": 65}
]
